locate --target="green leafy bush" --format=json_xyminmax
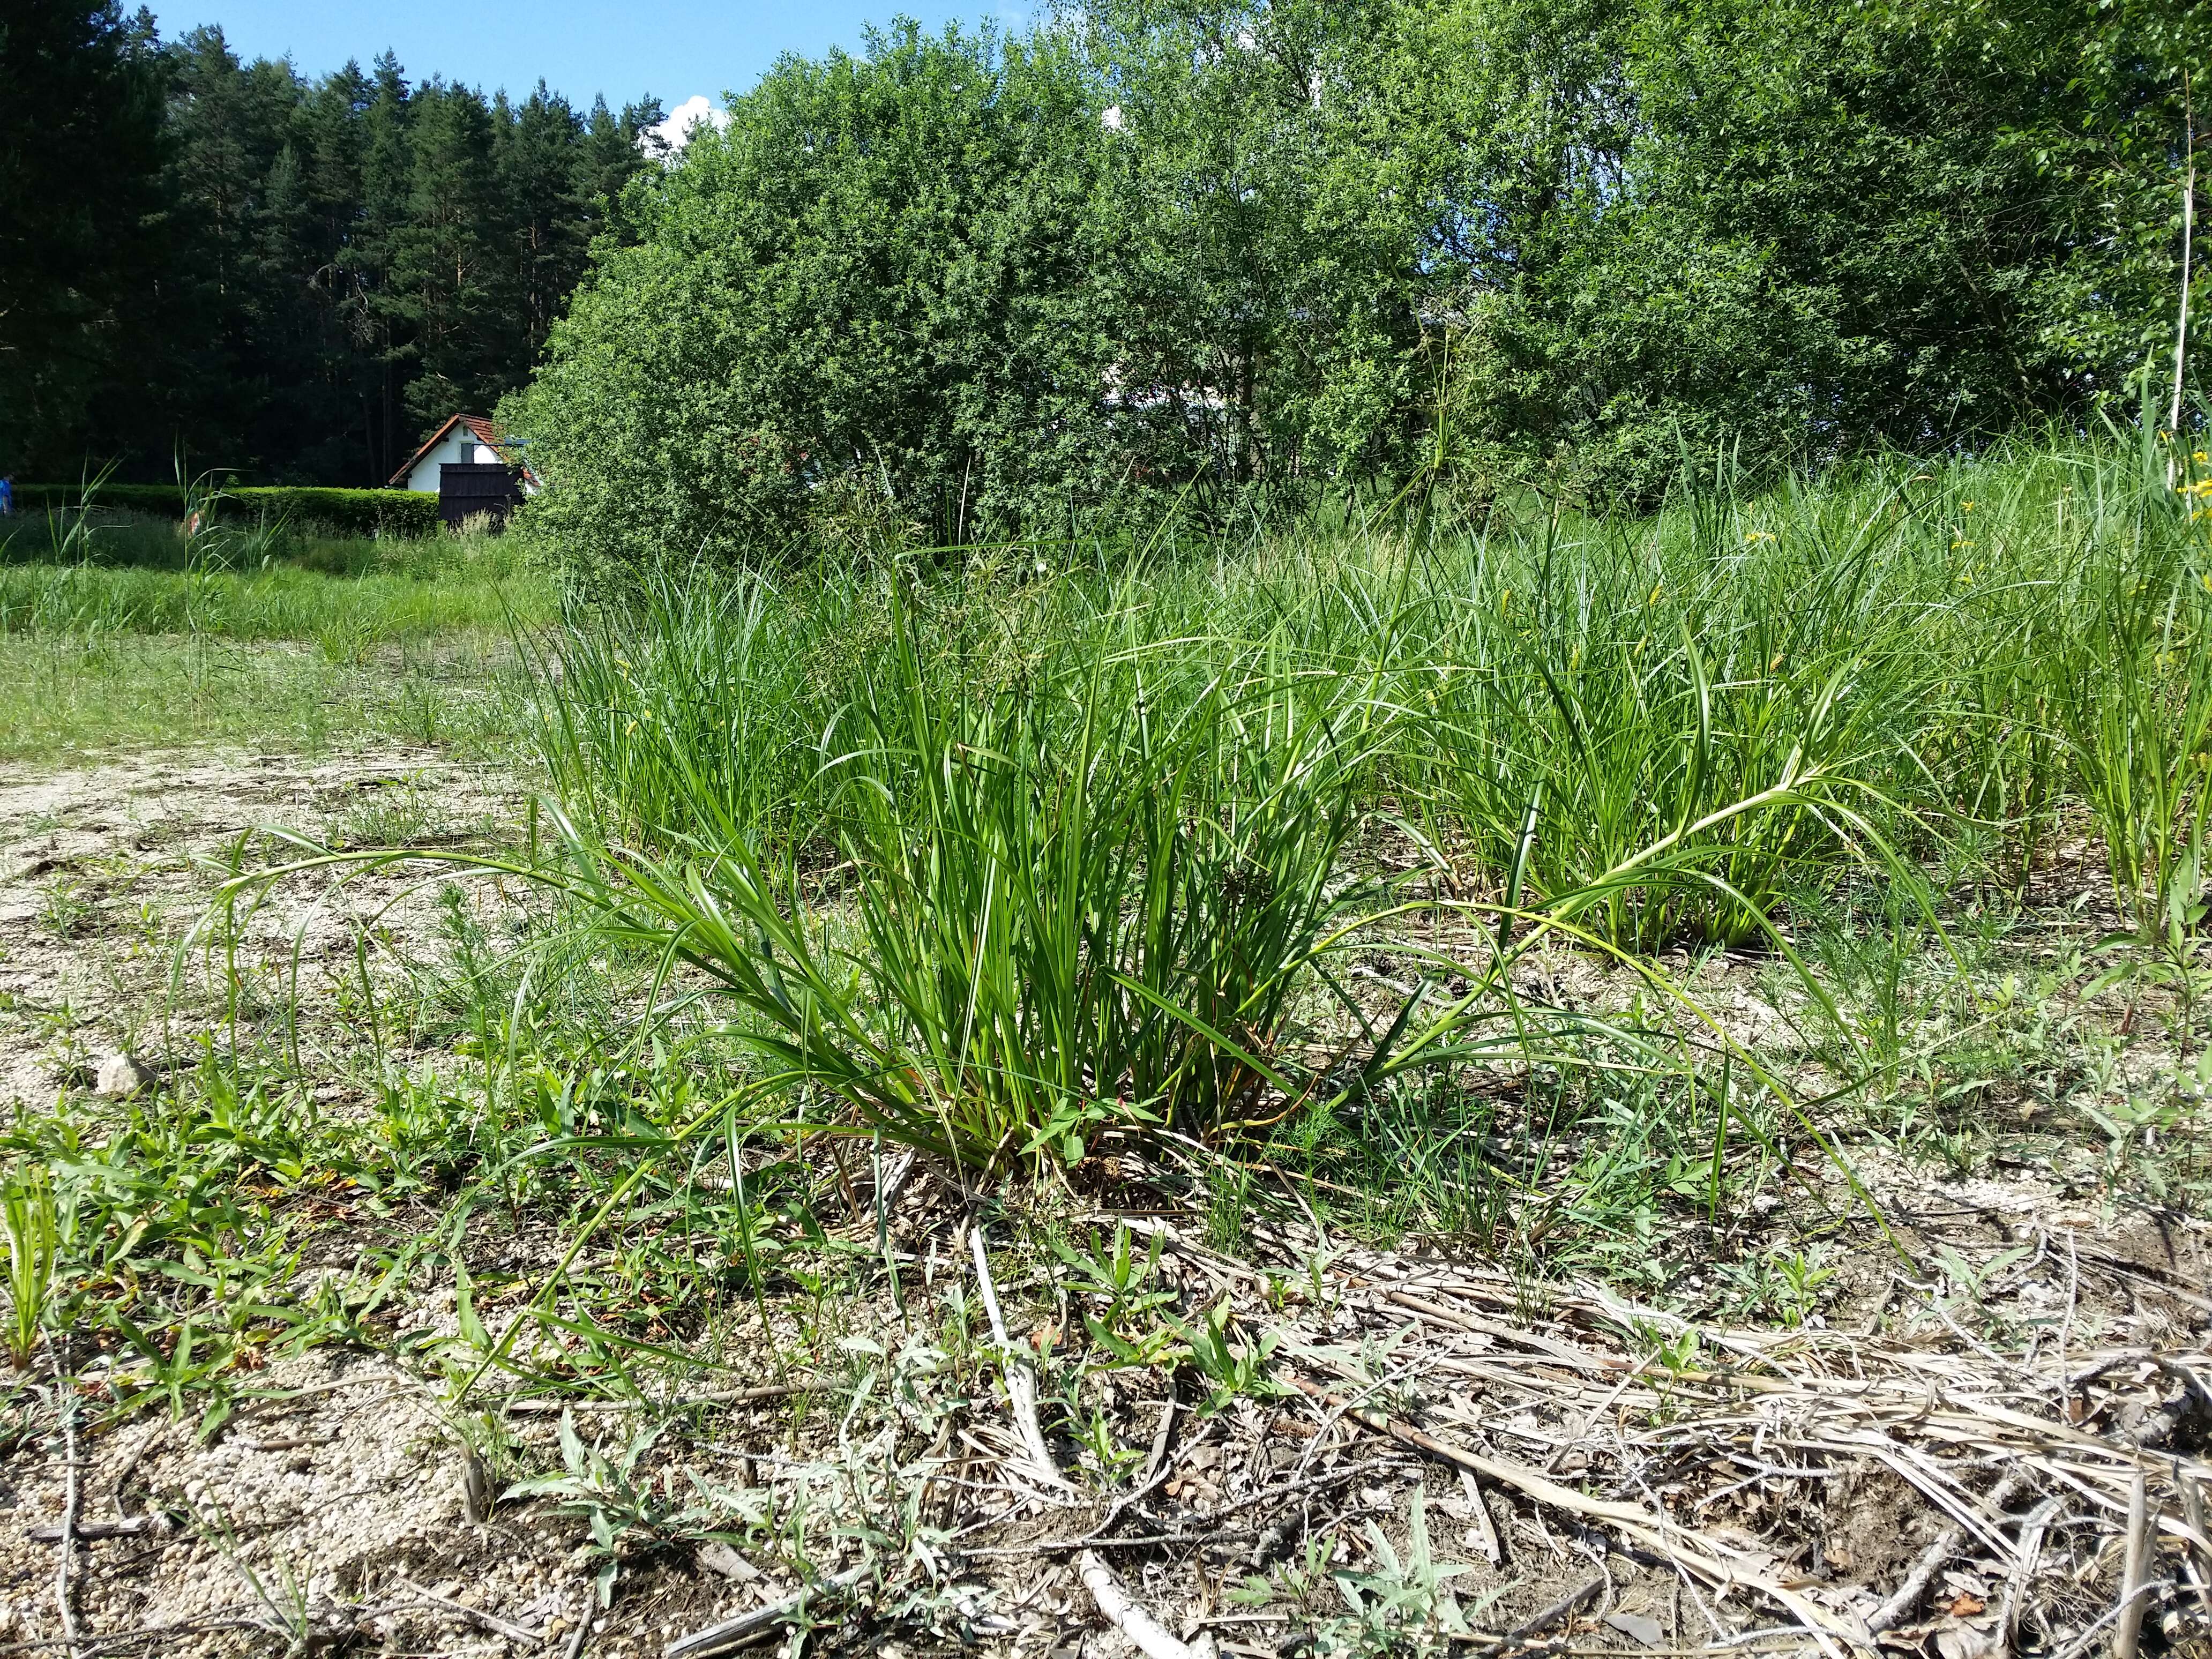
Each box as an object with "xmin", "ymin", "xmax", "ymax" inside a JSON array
[
  {"xmin": 509, "ymin": 24, "xmax": 1134, "ymax": 582},
  {"xmin": 512, "ymin": 0, "xmax": 2201, "ymax": 581}
]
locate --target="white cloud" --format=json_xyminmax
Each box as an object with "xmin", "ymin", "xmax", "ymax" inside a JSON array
[{"xmin": 646, "ymin": 95, "xmax": 730, "ymax": 156}]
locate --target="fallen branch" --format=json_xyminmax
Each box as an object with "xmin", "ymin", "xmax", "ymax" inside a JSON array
[
  {"xmin": 26, "ymin": 1519, "xmax": 154, "ymax": 1544},
  {"xmin": 507, "ymin": 1382, "xmax": 818, "ymax": 1416},
  {"xmin": 2182, "ymin": 1467, "xmax": 2212, "ymax": 1625},
  {"xmin": 1999, "ymin": 1496, "xmax": 2061, "ymax": 1651},
  {"xmin": 1141, "ymin": 1385, "xmax": 1177, "ymax": 1489},
  {"xmin": 962, "ymin": 1456, "xmax": 1408, "ymax": 1558},
  {"xmin": 50, "ymin": 1339, "xmax": 81, "ymax": 1659},
  {"xmin": 969, "ymin": 1225, "xmax": 1075, "ymax": 1496},
  {"xmin": 1459, "ymin": 1469, "xmax": 1504, "ymax": 1567},
  {"xmin": 1868, "ymin": 1467, "xmax": 2033, "ymax": 1632},
  {"xmin": 0, "ymin": 1612, "xmax": 268, "ymax": 1655},
  {"xmin": 1078, "ymin": 1549, "xmax": 1200, "ymax": 1659},
  {"xmin": 393, "ymin": 1576, "xmax": 545, "ymax": 1646},
  {"xmin": 1382, "ymin": 1290, "xmax": 1620, "ymax": 1376},
  {"xmin": 2038, "ymin": 1578, "xmax": 2177, "ymax": 1659},
  {"xmin": 2112, "ymin": 1471, "xmax": 2151, "ymax": 1659},
  {"xmin": 1501, "ymin": 1575, "xmax": 1606, "ymax": 1646},
  {"xmin": 562, "ymin": 1589, "xmax": 593, "ymax": 1659}
]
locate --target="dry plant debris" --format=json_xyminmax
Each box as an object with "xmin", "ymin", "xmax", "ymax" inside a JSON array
[{"xmin": 8, "ymin": 1167, "xmax": 2202, "ymax": 1659}]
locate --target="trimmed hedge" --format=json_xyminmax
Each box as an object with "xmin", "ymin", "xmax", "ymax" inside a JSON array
[{"xmin": 11, "ymin": 483, "xmax": 441, "ymax": 538}]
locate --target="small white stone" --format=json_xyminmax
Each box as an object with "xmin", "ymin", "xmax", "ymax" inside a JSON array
[{"xmin": 94, "ymin": 1052, "xmax": 154, "ymax": 1098}]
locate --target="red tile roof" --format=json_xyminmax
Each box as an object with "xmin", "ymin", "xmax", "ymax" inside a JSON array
[{"xmin": 386, "ymin": 414, "xmax": 536, "ymax": 489}]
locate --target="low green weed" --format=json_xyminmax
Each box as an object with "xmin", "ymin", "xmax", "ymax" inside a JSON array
[
  {"xmin": 1715, "ymin": 1243, "xmax": 1839, "ymax": 1328},
  {"xmin": 1169, "ymin": 1299, "xmax": 1279, "ymax": 1415},
  {"xmin": 1052, "ymin": 1226, "xmax": 1176, "ymax": 1357},
  {"xmin": 2, "ymin": 1164, "xmax": 57, "ymax": 1369}
]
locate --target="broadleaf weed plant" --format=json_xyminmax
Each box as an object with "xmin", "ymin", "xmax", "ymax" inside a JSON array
[{"xmin": 501, "ymin": 1408, "xmax": 742, "ymax": 1606}]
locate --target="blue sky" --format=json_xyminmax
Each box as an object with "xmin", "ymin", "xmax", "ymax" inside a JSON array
[{"xmin": 146, "ymin": 1, "xmax": 1021, "ymax": 115}]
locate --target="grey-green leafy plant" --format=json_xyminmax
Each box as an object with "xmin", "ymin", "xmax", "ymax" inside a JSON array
[
  {"xmin": 503, "ymin": 1410, "xmax": 746, "ymax": 1607},
  {"xmin": 1331, "ymin": 1489, "xmax": 1502, "ymax": 1646},
  {"xmin": 198, "ymin": 1500, "xmax": 319, "ymax": 1654}
]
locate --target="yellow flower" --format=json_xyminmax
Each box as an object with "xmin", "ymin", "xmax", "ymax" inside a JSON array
[
  {"xmin": 1960, "ymin": 501, "xmax": 1975, "ymax": 511},
  {"xmin": 1743, "ymin": 529, "xmax": 1776, "ymax": 544}
]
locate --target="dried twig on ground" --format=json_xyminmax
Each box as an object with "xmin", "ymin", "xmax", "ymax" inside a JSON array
[
  {"xmin": 1142, "ymin": 1384, "xmax": 1177, "ymax": 1488},
  {"xmin": 2177, "ymin": 1465, "xmax": 2212, "ymax": 1625},
  {"xmin": 1500, "ymin": 1575, "xmax": 1606, "ymax": 1647},
  {"xmin": 506, "ymin": 1382, "xmax": 819, "ymax": 1416},
  {"xmin": 393, "ymin": 1575, "xmax": 544, "ymax": 1644},
  {"xmin": 48, "ymin": 1337, "xmax": 80, "ymax": 1659},
  {"xmin": 2000, "ymin": 1496, "xmax": 2061, "ymax": 1650},
  {"xmin": 1282, "ymin": 1374, "xmax": 1864, "ymax": 1657},
  {"xmin": 1458, "ymin": 1469, "xmax": 1504, "ymax": 1567},
  {"xmin": 2112, "ymin": 1470, "xmax": 2151, "ymax": 1659},
  {"xmin": 0, "ymin": 1612, "xmax": 267, "ymax": 1656},
  {"xmin": 665, "ymin": 1564, "xmax": 870, "ymax": 1659},
  {"xmin": 970, "ymin": 1224, "xmax": 1074, "ymax": 1497},
  {"xmin": 25, "ymin": 1519, "xmax": 152, "ymax": 1544},
  {"xmin": 1869, "ymin": 1467, "xmax": 2034, "ymax": 1632}
]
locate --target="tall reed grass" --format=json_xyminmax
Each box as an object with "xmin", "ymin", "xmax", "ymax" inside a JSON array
[{"xmin": 547, "ymin": 434, "xmax": 2207, "ymax": 900}]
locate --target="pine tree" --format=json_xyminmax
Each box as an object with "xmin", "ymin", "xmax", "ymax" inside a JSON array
[
  {"xmin": 385, "ymin": 80, "xmax": 504, "ymax": 429},
  {"xmin": 290, "ymin": 63, "xmax": 378, "ymax": 480},
  {"xmin": 499, "ymin": 83, "xmax": 588, "ymax": 356},
  {"xmin": 577, "ymin": 93, "xmax": 664, "ymax": 248},
  {"xmin": 12, "ymin": 26, "xmax": 742, "ymax": 482},
  {"xmin": 0, "ymin": 0, "xmax": 168, "ymax": 473}
]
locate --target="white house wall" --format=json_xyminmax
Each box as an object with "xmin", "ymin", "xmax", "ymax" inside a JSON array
[{"xmin": 401, "ymin": 431, "xmax": 507, "ymax": 493}]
